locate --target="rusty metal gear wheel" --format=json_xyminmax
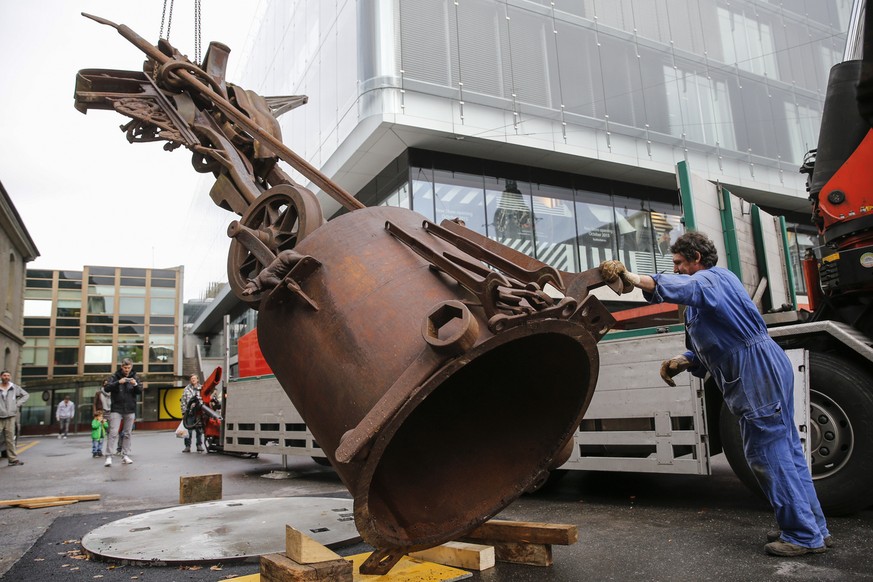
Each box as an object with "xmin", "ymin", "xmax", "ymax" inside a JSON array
[{"xmin": 227, "ymin": 184, "xmax": 324, "ymax": 307}]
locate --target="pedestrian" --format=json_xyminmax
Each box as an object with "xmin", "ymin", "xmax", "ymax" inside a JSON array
[
  {"xmin": 56, "ymin": 395, "xmax": 75, "ymax": 439},
  {"xmin": 180, "ymin": 374, "xmax": 204, "ymax": 453},
  {"xmin": 599, "ymin": 231, "xmax": 831, "ymax": 557},
  {"xmin": 104, "ymin": 358, "xmax": 144, "ymax": 467},
  {"xmin": 93, "ymin": 377, "xmax": 113, "ymax": 455},
  {"xmin": 0, "ymin": 370, "xmax": 29, "ymax": 466},
  {"xmin": 91, "ymin": 410, "xmax": 108, "ymax": 458}
]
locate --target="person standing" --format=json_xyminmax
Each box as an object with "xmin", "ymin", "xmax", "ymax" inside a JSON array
[
  {"xmin": 180, "ymin": 374, "xmax": 204, "ymax": 453},
  {"xmin": 0, "ymin": 370, "xmax": 29, "ymax": 466},
  {"xmin": 104, "ymin": 358, "xmax": 144, "ymax": 467},
  {"xmin": 599, "ymin": 231, "xmax": 830, "ymax": 557},
  {"xmin": 93, "ymin": 377, "xmax": 113, "ymax": 456},
  {"xmin": 91, "ymin": 410, "xmax": 108, "ymax": 458},
  {"xmin": 56, "ymin": 395, "xmax": 75, "ymax": 439}
]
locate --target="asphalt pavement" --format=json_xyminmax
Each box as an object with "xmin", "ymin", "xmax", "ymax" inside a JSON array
[{"xmin": 1, "ymin": 430, "xmax": 871, "ymax": 581}]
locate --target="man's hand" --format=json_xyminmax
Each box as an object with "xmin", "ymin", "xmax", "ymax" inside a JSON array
[
  {"xmin": 659, "ymin": 354, "xmax": 691, "ymax": 387},
  {"xmin": 598, "ymin": 260, "xmax": 639, "ymax": 294}
]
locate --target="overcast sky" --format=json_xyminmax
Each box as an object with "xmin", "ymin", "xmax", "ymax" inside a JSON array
[{"xmin": 0, "ymin": 1, "xmax": 263, "ymax": 301}]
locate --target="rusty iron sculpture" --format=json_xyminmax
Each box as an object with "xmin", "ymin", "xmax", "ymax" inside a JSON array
[{"xmin": 74, "ymin": 14, "xmax": 621, "ymax": 574}]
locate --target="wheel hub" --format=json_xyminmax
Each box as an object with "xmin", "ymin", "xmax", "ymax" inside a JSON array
[{"xmin": 809, "ymin": 389, "xmax": 853, "ymax": 479}]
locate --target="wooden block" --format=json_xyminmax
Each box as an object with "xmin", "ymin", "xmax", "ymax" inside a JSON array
[
  {"xmin": 0, "ymin": 494, "xmax": 100, "ymax": 507},
  {"xmin": 260, "ymin": 552, "xmax": 352, "ymax": 582},
  {"xmin": 286, "ymin": 525, "xmax": 342, "ymax": 564},
  {"xmin": 19, "ymin": 500, "xmax": 79, "ymax": 509},
  {"xmin": 409, "ymin": 541, "xmax": 495, "ymax": 571},
  {"xmin": 463, "ymin": 520, "xmax": 577, "ymax": 545},
  {"xmin": 493, "ymin": 541, "xmax": 552, "ymax": 567},
  {"xmin": 179, "ymin": 474, "xmax": 222, "ymax": 504}
]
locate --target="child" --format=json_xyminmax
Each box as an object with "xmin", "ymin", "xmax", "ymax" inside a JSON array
[{"xmin": 91, "ymin": 410, "xmax": 108, "ymax": 458}]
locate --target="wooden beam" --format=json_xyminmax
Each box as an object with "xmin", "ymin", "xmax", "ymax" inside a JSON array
[
  {"xmin": 493, "ymin": 541, "xmax": 552, "ymax": 566},
  {"xmin": 19, "ymin": 500, "xmax": 80, "ymax": 509},
  {"xmin": 179, "ymin": 474, "xmax": 222, "ymax": 504},
  {"xmin": 260, "ymin": 552, "xmax": 352, "ymax": 582},
  {"xmin": 409, "ymin": 541, "xmax": 495, "ymax": 571},
  {"xmin": 0, "ymin": 494, "xmax": 100, "ymax": 507},
  {"xmin": 462, "ymin": 520, "xmax": 577, "ymax": 545},
  {"xmin": 286, "ymin": 525, "xmax": 342, "ymax": 564}
]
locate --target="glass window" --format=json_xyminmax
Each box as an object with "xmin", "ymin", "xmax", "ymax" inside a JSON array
[
  {"xmin": 22, "ymin": 346, "xmax": 49, "ymax": 366},
  {"xmin": 55, "ymin": 318, "xmax": 80, "ymax": 328},
  {"xmin": 149, "ymin": 325, "xmax": 176, "ymax": 335},
  {"xmin": 57, "ymin": 300, "xmax": 81, "ymax": 318},
  {"xmin": 150, "ymin": 298, "xmax": 176, "ymax": 316},
  {"xmin": 24, "ymin": 289, "xmax": 51, "ymax": 299},
  {"xmin": 88, "ymin": 295, "xmax": 114, "ymax": 314},
  {"xmin": 783, "ymin": 100, "xmax": 821, "ymax": 166},
  {"xmin": 89, "ymin": 266, "xmax": 116, "ymax": 276},
  {"xmin": 55, "ymin": 328, "xmax": 80, "ymax": 337},
  {"xmin": 121, "ymin": 268, "xmax": 147, "ymax": 277},
  {"xmin": 530, "ymin": 183, "xmax": 578, "ymax": 271},
  {"xmin": 120, "ymin": 277, "xmax": 146, "ymax": 287},
  {"xmin": 151, "ymin": 269, "xmax": 177, "ymax": 279},
  {"xmin": 663, "ymin": 64, "xmax": 736, "ymax": 150},
  {"xmin": 486, "ymin": 178, "xmax": 533, "ymax": 252},
  {"xmin": 118, "ymin": 324, "xmax": 145, "ymax": 335},
  {"xmin": 118, "ymin": 335, "xmax": 146, "ymax": 345},
  {"xmin": 54, "ymin": 347, "xmax": 79, "ymax": 366},
  {"xmin": 433, "ymin": 173, "xmax": 487, "ymax": 234},
  {"xmin": 24, "ymin": 299, "xmax": 52, "ymax": 317},
  {"xmin": 717, "ymin": 8, "xmax": 778, "ymax": 78},
  {"xmin": 411, "ymin": 169, "xmax": 436, "ymax": 222},
  {"xmin": 119, "ymin": 286, "xmax": 147, "ymax": 297},
  {"xmin": 119, "ymin": 297, "xmax": 145, "ymax": 314},
  {"xmin": 149, "ymin": 344, "xmax": 174, "ymax": 363},
  {"xmin": 84, "ymin": 345, "xmax": 113, "ymax": 364},
  {"xmin": 149, "ymin": 335, "xmax": 176, "ymax": 346},
  {"xmin": 379, "ymin": 183, "xmax": 411, "ymax": 210},
  {"xmin": 54, "ymin": 338, "xmax": 80, "ymax": 347},
  {"xmin": 85, "ymin": 334, "xmax": 113, "ymax": 344},
  {"xmin": 574, "ymin": 189, "xmax": 617, "ymax": 271},
  {"xmin": 118, "ymin": 345, "xmax": 143, "ymax": 363},
  {"xmin": 150, "ymin": 287, "xmax": 177, "ymax": 298}
]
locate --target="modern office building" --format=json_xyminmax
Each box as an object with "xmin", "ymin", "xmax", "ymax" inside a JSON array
[
  {"xmin": 231, "ymin": 0, "xmax": 847, "ymax": 300},
  {"xmin": 20, "ymin": 266, "xmax": 183, "ymax": 433},
  {"xmin": 0, "ymin": 181, "xmax": 39, "ymax": 379}
]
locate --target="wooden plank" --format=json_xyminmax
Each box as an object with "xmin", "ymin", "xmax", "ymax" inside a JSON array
[
  {"xmin": 409, "ymin": 541, "xmax": 495, "ymax": 571},
  {"xmin": 19, "ymin": 500, "xmax": 80, "ymax": 509},
  {"xmin": 179, "ymin": 474, "xmax": 222, "ymax": 504},
  {"xmin": 286, "ymin": 525, "xmax": 342, "ymax": 564},
  {"xmin": 0, "ymin": 494, "xmax": 100, "ymax": 507},
  {"xmin": 493, "ymin": 542, "xmax": 552, "ymax": 566},
  {"xmin": 261, "ymin": 552, "xmax": 352, "ymax": 582},
  {"xmin": 462, "ymin": 520, "xmax": 577, "ymax": 545}
]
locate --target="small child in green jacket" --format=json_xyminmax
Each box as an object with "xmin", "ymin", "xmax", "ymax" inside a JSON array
[{"xmin": 91, "ymin": 410, "xmax": 109, "ymax": 458}]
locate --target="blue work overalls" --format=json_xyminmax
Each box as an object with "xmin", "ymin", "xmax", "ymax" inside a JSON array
[{"xmin": 645, "ymin": 267, "xmax": 829, "ymax": 548}]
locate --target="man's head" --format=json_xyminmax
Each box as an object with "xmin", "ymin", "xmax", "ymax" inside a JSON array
[
  {"xmin": 670, "ymin": 232, "xmax": 718, "ymax": 275},
  {"xmin": 0, "ymin": 370, "xmax": 9, "ymax": 383},
  {"xmin": 190, "ymin": 374, "xmax": 199, "ymax": 385},
  {"xmin": 120, "ymin": 358, "xmax": 133, "ymax": 375},
  {"xmin": 64, "ymin": 395, "xmax": 70, "ymax": 402}
]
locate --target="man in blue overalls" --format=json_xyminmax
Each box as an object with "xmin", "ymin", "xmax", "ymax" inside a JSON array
[{"xmin": 600, "ymin": 231, "xmax": 830, "ymax": 557}]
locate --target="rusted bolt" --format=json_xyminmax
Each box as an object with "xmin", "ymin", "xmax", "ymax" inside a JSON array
[{"xmin": 422, "ymin": 300, "xmax": 479, "ymax": 355}]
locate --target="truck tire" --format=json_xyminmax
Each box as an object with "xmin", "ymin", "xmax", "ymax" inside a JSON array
[{"xmin": 720, "ymin": 351, "xmax": 873, "ymax": 515}]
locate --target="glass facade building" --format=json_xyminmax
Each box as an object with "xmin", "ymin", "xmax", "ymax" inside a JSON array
[
  {"xmin": 20, "ymin": 266, "xmax": 183, "ymax": 432},
  {"xmin": 240, "ymin": 0, "xmax": 848, "ymax": 214}
]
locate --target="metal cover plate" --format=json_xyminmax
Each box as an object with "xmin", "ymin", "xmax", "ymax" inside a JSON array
[{"xmin": 81, "ymin": 497, "xmax": 359, "ymax": 564}]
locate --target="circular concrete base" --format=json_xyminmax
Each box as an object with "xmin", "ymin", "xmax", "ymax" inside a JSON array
[{"xmin": 81, "ymin": 497, "xmax": 360, "ymax": 565}]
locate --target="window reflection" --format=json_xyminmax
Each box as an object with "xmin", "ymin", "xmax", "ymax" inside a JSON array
[
  {"xmin": 486, "ymin": 178, "xmax": 533, "ymax": 252},
  {"xmin": 433, "ymin": 170, "xmax": 486, "ymax": 234}
]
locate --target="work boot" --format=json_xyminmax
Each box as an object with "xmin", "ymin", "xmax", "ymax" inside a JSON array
[
  {"xmin": 196, "ymin": 446, "xmax": 204, "ymax": 453},
  {"xmin": 765, "ymin": 540, "xmax": 827, "ymax": 556},
  {"xmin": 182, "ymin": 447, "xmax": 191, "ymax": 453},
  {"xmin": 767, "ymin": 531, "xmax": 833, "ymax": 548},
  {"xmin": 104, "ymin": 456, "xmax": 112, "ymax": 467}
]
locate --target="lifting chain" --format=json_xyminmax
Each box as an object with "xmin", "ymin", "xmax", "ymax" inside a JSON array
[
  {"xmin": 159, "ymin": 0, "xmax": 175, "ymax": 41},
  {"xmin": 194, "ymin": 0, "xmax": 202, "ymax": 64}
]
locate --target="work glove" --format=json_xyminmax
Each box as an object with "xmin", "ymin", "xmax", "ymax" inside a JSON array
[
  {"xmin": 598, "ymin": 260, "xmax": 641, "ymax": 294},
  {"xmin": 659, "ymin": 354, "xmax": 691, "ymax": 387}
]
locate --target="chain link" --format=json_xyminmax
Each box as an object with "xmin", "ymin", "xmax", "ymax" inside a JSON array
[{"xmin": 194, "ymin": 0, "xmax": 202, "ymax": 64}]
